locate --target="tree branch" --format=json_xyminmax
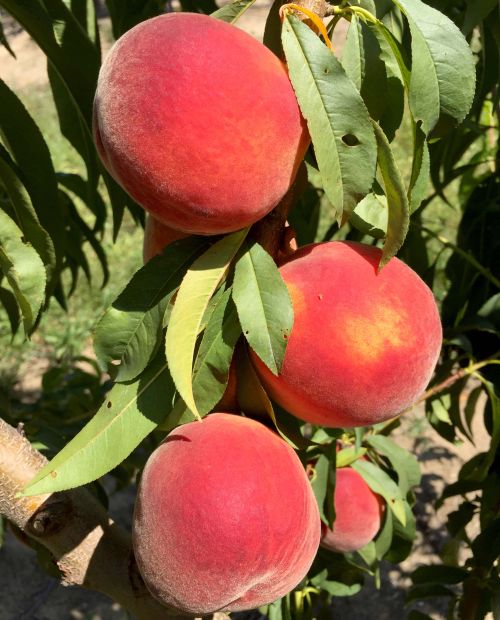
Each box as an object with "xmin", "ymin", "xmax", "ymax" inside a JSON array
[{"xmin": 0, "ymin": 416, "xmax": 187, "ymax": 620}]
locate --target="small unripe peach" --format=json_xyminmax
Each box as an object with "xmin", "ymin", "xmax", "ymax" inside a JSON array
[
  {"xmin": 321, "ymin": 467, "xmax": 384, "ymax": 553},
  {"xmin": 252, "ymin": 241, "xmax": 442, "ymax": 428},
  {"xmin": 133, "ymin": 413, "xmax": 320, "ymax": 614},
  {"xmin": 93, "ymin": 13, "xmax": 309, "ymax": 235}
]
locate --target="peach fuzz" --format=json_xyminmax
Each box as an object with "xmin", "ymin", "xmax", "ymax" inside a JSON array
[
  {"xmin": 132, "ymin": 413, "xmax": 320, "ymax": 614},
  {"xmin": 321, "ymin": 467, "xmax": 384, "ymax": 553},
  {"xmin": 93, "ymin": 13, "xmax": 309, "ymax": 235},
  {"xmin": 251, "ymin": 241, "xmax": 442, "ymax": 428},
  {"xmin": 143, "ymin": 214, "xmax": 188, "ymax": 263}
]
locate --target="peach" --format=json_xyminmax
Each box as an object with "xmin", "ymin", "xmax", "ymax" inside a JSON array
[
  {"xmin": 251, "ymin": 241, "xmax": 442, "ymax": 427},
  {"xmin": 133, "ymin": 413, "xmax": 320, "ymax": 614},
  {"xmin": 143, "ymin": 214, "xmax": 188, "ymax": 263},
  {"xmin": 321, "ymin": 467, "xmax": 384, "ymax": 553},
  {"xmin": 93, "ymin": 13, "xmax": 309, "ymax": 235}
]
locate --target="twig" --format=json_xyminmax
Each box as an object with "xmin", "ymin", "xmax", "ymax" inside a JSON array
[{"xmin": 408, "ymin": 356, "xmax": 500, "ymax": 410}]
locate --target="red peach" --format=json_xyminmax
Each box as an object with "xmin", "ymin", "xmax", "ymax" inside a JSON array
[
  {"xmin": 93, "ymin": 13, "xmax": 309, "ymax": 235},
  {"xmin": 321, "ymin": 467, "xmax": 384, "ymax": 553},
  {"xmin": 143, "ymin": 214, "xmax": 188, "ymax": 263},
  {"xmin": 251, "ymin": 241, "xmax": 442, "ymax": 427},
  {"xmin": 133, "ymin": 413, "xmax": 320, "ymax": 614}
]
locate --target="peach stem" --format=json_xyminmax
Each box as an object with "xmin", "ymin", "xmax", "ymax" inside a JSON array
[{"xmin": 279, "ymin": 3, "xmax": 334, "ymax": 51}]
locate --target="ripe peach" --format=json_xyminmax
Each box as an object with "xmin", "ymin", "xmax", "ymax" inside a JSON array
[
  {"xmin": 321, "ymin": 467, "xmax": 384, "ymax": 553},
  {"xmin": 251, "ymin": 241, "xmax": 442, "ymax": 427},
  {"xmin": 133, "ymin": 413, "xmax": 320, "ymax": 614},
  {"xmin": 93, "ymin": 13, "xmax": 309, "ymax": 235},
  {"xmin": 143, "ymin": 214, "xmax": 188, "ymax": 263}
]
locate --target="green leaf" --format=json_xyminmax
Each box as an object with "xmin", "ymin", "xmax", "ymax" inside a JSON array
[
  {"xmin": 0, "ymin": 285, "xmax": 20, "ymax": 334},
  {"xmin": 343, "ymin": 15, "xmax": 400, "ymax": 137},
  {"xmin": 408, "ymin": 123, "xmax": 430, "ymax": 212},
  {"xmin": 0, "ymin": 145, "xmax": 56, "ymax": 276},
  {"xmin": 320, "ymin": 580, "xmax": 362, "ymax": 597},
  {"xmin": 350, "ymin": 191, "xmax": 388, "ymax": 239},
  {"xmin": 462, "ymin": 0, "xmax": 498, "ymax": 36},
  {"xmin": 394, "ymin": 0, "xmax": 476, "ymax": 134},
  {"xmin": 336, "ymin": 446, "xmax": 367, "ymax": 468},
  {"xmin": 263, "ymin": 0, "xmax": 284, "ymax": 59},
  {"xmin": 282, "ymin": 14, "xmax": 377, "ymax": 221},
  {"xmin": 165, "ymin": 229, "xmax": 248, "ymax": 419},
  {"xmin": 170, "ymin": 288, "xmax": 242, "ymax": 420},
  {"xmin": 0, "ymin": 0, "xmax": 100, "ymax": 127},
  {"xmin": 351, "ymin": 458, "xmax": 407, "ymax": 525},
  {"xmin": 0, "ymin": 79, "xmax": 65, "ymax": 262},
  {"xmin": 366, "ymin": 435, "xmax": 420, "ymax": 494},
  {"xmin": 23, "ymin": 352, "xmax": 175, "ymax": 495},
  {"xmin": 372, "ymin": 120, "xmax": 410, "ymax": 267},
  {"xmin": 412, "ymin": 565, "xmax": 469, "ymax": 585},
  {"xmin": 232, "ymin": 240, "xmax": 293, "ymax": 375},
  {"xmin": 310, "ymin": 453, "xmax": 333, "ymax": 525},
  {"xmin": 471, "ymin": 517, "xmax": 500, "ymax": 569},
  {"xmin": 375, "ymin": 507, "xmax": 393, "ymax": 559},
  {"xmin": 57, "ymin": 172, "xmax": 107, "ymax": 233},
  {"xmin": 94, "ymin": 237, "xmax": 208, "ymax": 382},
  {"xmin": 0, "ymin": 210, "xmax": 46, "ymax": 334},
  {"xmin": 406, "ymin": 584, "xmax": 455, "ymax": 604},
  {"xmin": 211, "ymin": 0, "xmax": 257, "ymax": 23}
]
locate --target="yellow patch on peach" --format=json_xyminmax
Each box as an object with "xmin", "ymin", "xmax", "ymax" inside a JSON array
[
  {"xmin": 286, "ymin": 282, "xmax": 306, "ymax": 317},
  {"xmin": 341, "ymin": 303, "xmax": 414, "ymax": 362}
]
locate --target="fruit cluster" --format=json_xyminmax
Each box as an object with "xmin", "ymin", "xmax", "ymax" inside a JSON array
[{"xmin": 93, "ymin": 12, "xmax": 442, "ymax": 616}]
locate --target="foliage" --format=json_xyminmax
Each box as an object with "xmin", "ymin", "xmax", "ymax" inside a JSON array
[{"xmin": 0, "ymin": 0, "xmax": 498, "ymax": 618}]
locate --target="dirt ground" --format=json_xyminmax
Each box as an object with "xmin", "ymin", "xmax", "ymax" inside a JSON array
[{"xmin": 0, "ymin": 5, "xmax": 492, "ymax": 620}]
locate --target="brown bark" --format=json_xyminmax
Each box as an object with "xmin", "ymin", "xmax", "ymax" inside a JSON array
[{"xmin": 0, "ymin": 417, "xmax": 188, "ymax": 620}]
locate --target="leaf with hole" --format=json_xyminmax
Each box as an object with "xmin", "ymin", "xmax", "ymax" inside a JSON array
[{"xmin": 282, "ymin": 14, "xmax": 377, "ymax": 221}]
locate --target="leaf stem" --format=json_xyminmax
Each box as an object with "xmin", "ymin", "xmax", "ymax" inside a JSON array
[{"xmin": 280, "ymin": 4, "xmax": 334, "ymax": 50}]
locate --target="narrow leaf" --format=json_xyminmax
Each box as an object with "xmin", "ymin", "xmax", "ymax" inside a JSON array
[
  {"xmin": 367, "ymin": 434, "xmax": 420, "ymax": 494},
  {"xmin": 394, "ymin": 0, "xmax": 476, "ymax": 134},
  {"xmin": 165, "ymin": 229, "xmax": 248, "ymax": 419},
  {"xmin": 351, "ymin": 458, "xmax": 407, "ymax": 525},
  {"xmin": 170, "ymin": 288, "xmax": 242, "ymax": 420},
  {"xmin": 372, "ymin": 120, "xmax": 410, "ymax": 268},
  {"xmin": 408, "ymin": 123, "xmax": 430, "ymax": 212},
  {"xmin": 282, "ymin": 14, "xmax": 377, "ymax": 220},
  {"xmin": 0, "ymin": 210, "xmax": 46, "ymax": 334},
  {"xmin": 232, "ymin": 240, "xmax": 293, "ymax": 375},
  {"xmin": 0, "ymin": 79, "xmax": 65, "ymax": 261},
  {"xmin": 23, "ymin": 352, "xmax": 175, "ymax": 495},
  {"xmin": 94, "ymin": 236, "xmax": 208, "ymax": 382},
  {"xmin": 0, "ymin": 286, "xmax": 20, "ymax": 334},
  {"xmin": 211, "ymin": 0, "xmax": 257, "ymax": 23},
  {"xmin": 0, "ymin": 145, "xmax": 55, "ymax": 275}
]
